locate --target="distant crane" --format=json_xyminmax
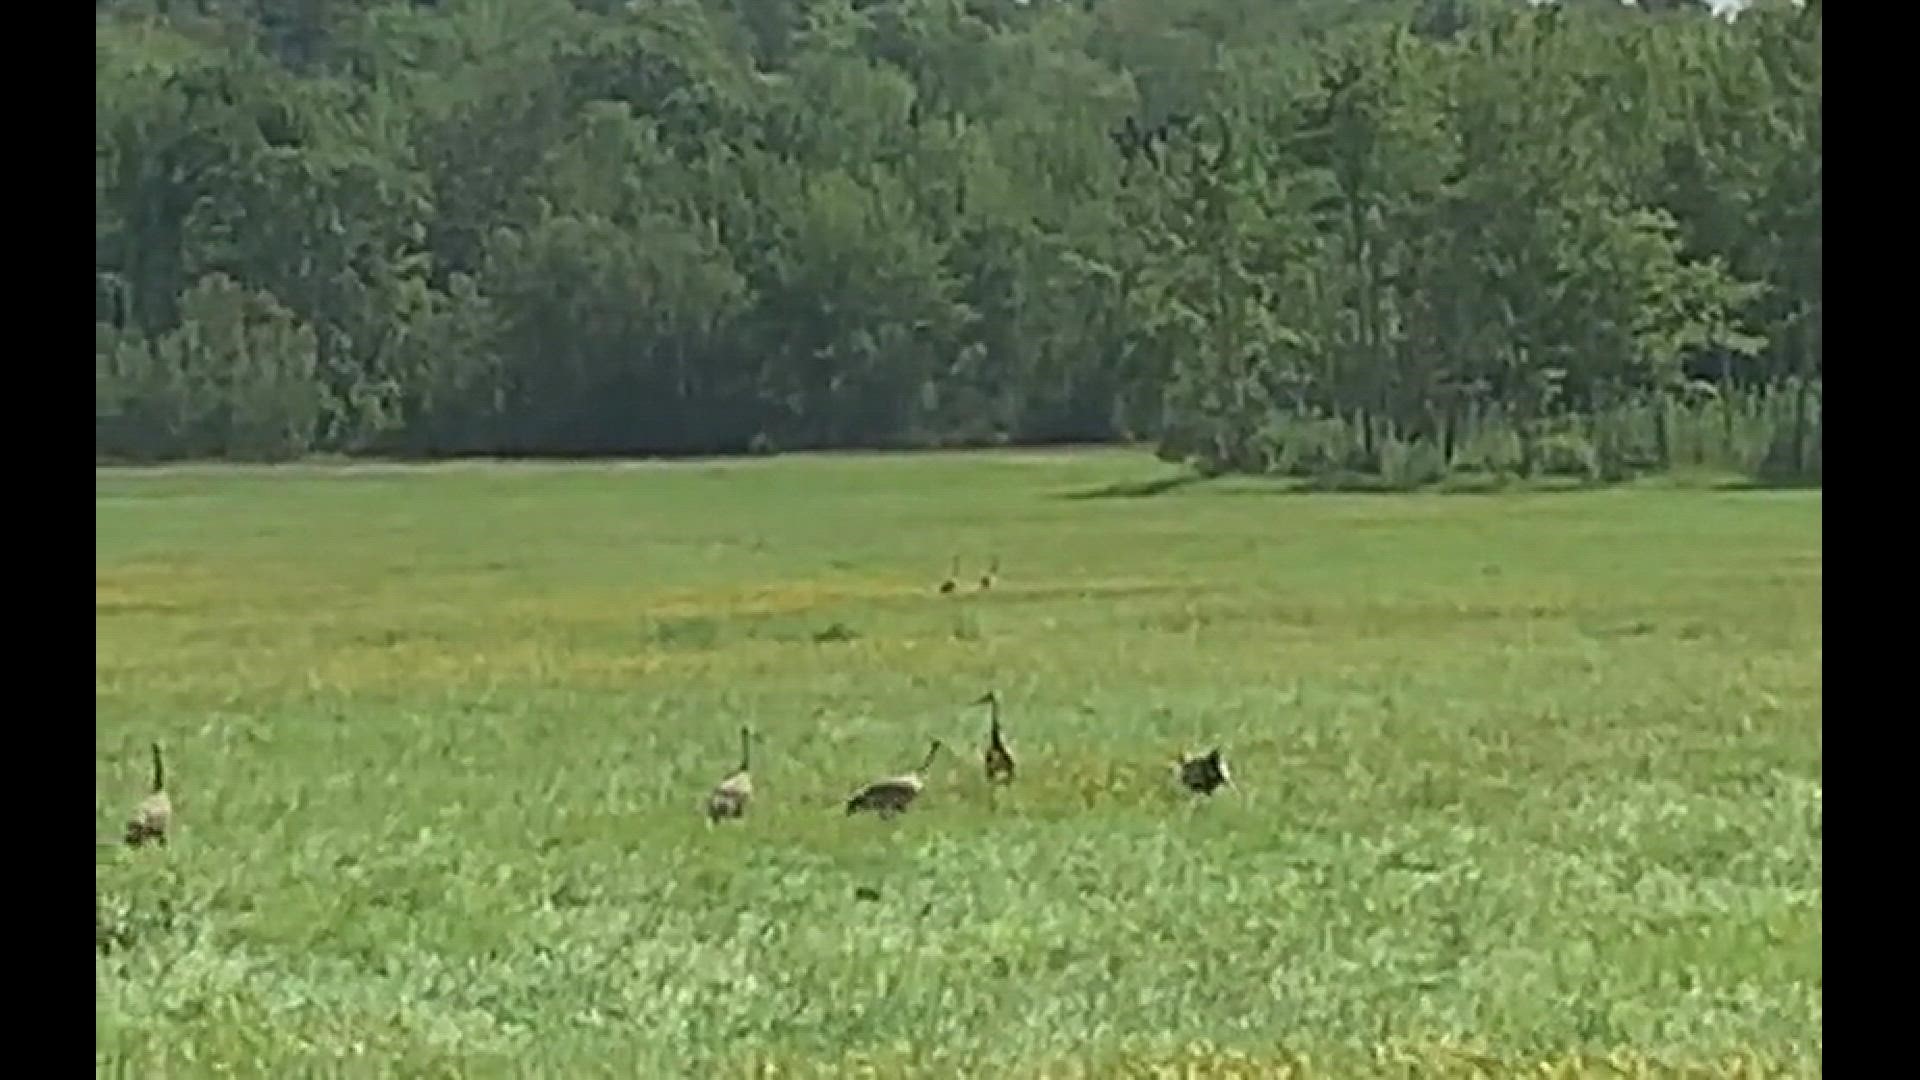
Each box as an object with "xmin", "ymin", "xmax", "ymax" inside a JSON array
[
  {"xmin": 978, "ymin": 556, "xmax": 1000, "ymax": 592},
  {"xmin": 124, "ymin": 742, "xmax": 173, "ymax": 847},
  {"xmin": 1176, "ymin": 747, "xmax": 1233, "ymax": 796},
  {"xmin": 846, "ymin": 740, "xmax": 945, "ymax": 818},
  {"xmin": 706, "ymin": 726, "xmax": 755, "ymax": 823},
  {"xmin": 977, "ymin": 690, "xmax": 1015, "ymax": 784}
]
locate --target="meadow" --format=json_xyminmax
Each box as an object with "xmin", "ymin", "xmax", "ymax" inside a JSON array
[{"xmin": 95, "ymin": 450, "xmax": 1822, "ymax": 1077}]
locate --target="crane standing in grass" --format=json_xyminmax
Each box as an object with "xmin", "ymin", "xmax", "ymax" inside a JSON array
[
  {"xmin": 977, "ymin": 690, "xmax": 1015, "ymax": 784},
  {"xmin": 1177, "ymin": 747, "xmax": 1233, "ymax": 796},
  {"xmin": 939, "ymin": 556, "xmax": 960, "ymax": 595},
  {"xmin": 124, "ymin": 741, "xmax": 173, "ymax": 847},
  {"xmin": 978, "ymin": 556, "xmax": 999, "ymax": 591},
  {"xmin": 846, "ymin": 740, "xmax": 945, "ymax": 818},
  {"xmin": 706, "ymin": 726, "xmax": 754, "ymax": 823}
]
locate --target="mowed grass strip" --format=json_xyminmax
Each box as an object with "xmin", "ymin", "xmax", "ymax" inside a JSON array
[{"xmin": 96, "ymin": 452, "xmax": 1820, "ymax": 1076}]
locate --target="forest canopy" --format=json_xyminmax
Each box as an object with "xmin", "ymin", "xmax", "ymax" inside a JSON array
[{"xmin": 96, "ymin": 0, "xmax": 1819, "ymax": 483}]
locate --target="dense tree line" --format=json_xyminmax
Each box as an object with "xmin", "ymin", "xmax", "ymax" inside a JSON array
[{"xmin": 96, "ymin": 0, "xmax": 1819, "ymax": 483}]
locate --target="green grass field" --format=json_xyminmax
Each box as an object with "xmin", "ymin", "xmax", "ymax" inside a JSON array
[{"xmin": 95, "ymin": 450, "xmax": 1822, "ymax": 1078}]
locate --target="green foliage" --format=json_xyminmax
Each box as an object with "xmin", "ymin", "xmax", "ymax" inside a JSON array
[
  {"xmin": 98, "ymin": 275, "xmax": 324, "ymax": 461},
  {"xmin": 95, "ymin": 0, "xmax": 1818, "ymax": 475}
]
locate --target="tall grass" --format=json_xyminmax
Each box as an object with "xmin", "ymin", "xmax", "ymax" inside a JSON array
[
  {"xmin": 96, "ymin": 450, "xmax": 1822, "ymax": 1076},
  {"xmin": 1238, "ymin": 382, "xmax": 1822, "ymax": 490}
]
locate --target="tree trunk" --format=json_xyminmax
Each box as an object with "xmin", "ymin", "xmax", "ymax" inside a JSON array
[
  {"xmin": 1654, "ymin": 396, "xmax": 1670, "ymax": 470},
  {"xmin": 1377, "ymin": 386, "xmax": 1393, "ymax": 473},
  {"xmin": 1791, "ymin": 375, "xmax": 1808, "ymax": 476},
  {"xmin": 1719, "ymin": 353, "xmax": 1734, "ymax": 450},
  {"xmin": 1517, "ymin": 396, "xmax": 1537, "ymax": 478},
  {"xmin": 1790, "ymin": 320, "xmax": 1810, "ymax": 476}
]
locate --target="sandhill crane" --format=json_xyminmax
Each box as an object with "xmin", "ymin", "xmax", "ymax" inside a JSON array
[
  {"xmin": 1177, "ymin": 747, "xmax": 1233, "ymax": 796},
  {"xmin": 706, "ymin": 726, "xmax": 754, "ymax": 823},
  {"xmin": 124, "ymin": 742, "xmax": 172, "ymax": 847},
  {"xmin": 979, "ymin": 556, "xmax": 999, "ymax": 591},
  {"xmin": 976, "ymin": 690, "xmax": 1014, "ymax": 783},
  {"xmin": 846, "ymin": 740, "xmax": 944, "ymax": 818},
  {"xmin": 939, "ymin": 556, "xmax": 959, "ymax": 595}
]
